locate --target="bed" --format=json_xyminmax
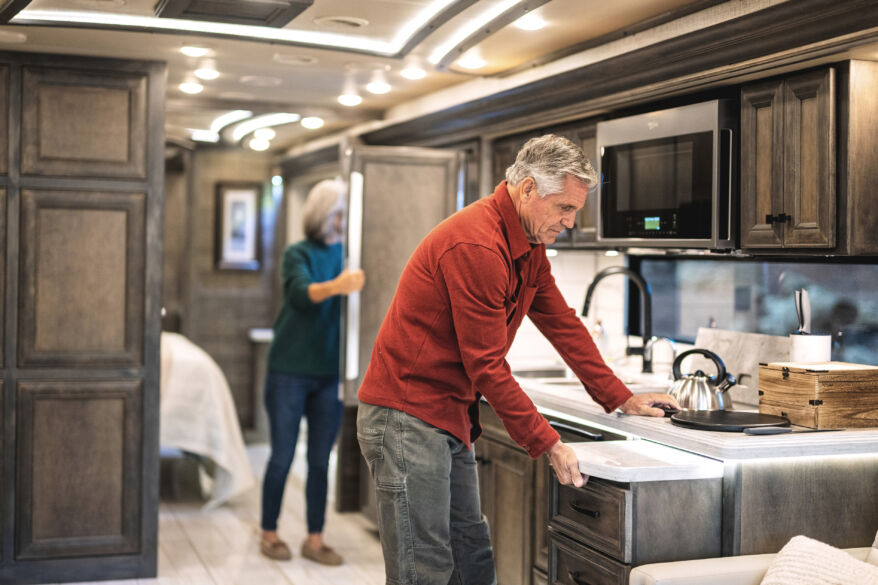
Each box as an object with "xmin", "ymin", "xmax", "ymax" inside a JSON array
[{"xmin": 159, "ymin": 331, "xmax": 256, "ymax": 509}]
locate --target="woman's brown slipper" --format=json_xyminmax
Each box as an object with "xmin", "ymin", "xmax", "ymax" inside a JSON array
[
  {"xmin": 300, "ymin": 541, "xmax": 343, "ymax": 566},
  {"xmin": 260, "ymin": 538, "xmax": 292, "ymax": 561}
]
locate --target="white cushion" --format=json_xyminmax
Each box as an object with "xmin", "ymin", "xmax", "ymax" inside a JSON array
[
  {"xmin": 759, "ymin": 535, "xmax": 878, "ymax": 585},
  {"xmin": 868, "ymin": 530, "xmax": 878, "ymax": 567}
]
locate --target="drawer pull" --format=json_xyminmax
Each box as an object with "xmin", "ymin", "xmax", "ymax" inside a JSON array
[
  {"xmin": 475, "ymin": 456, "xmax": 491, "ymax": 465},
  {"xmin": 568, "ymin": 570, "xmax": 593, "ymax": 585},
  {"xmin": 549, "ymin": 421, "xmax": 604, "ymax": 441},
  {"xmin": 569, "ymin": 500, "xmax": 600, "ymax": 519}
]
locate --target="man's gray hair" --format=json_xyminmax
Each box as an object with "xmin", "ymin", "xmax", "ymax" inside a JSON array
[
  {"xmin": 505, "ymin": 134, "xmax": 597, "ymax": 196},
  {"xmin": 302, "ymin": 178, "xmax": 346, "ymax": 243}
]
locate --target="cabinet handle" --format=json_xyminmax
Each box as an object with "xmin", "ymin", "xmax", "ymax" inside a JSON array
[
  {"xmin": 569, "ymin": 500, "xmax": 600, "ymax": 518},
  {"xmin": 475, "ymin": 455, "xmax": 491, "ymax": 465},
  {"xmin": 549, "ymin": 421, "xmax": 603, "ymax": 441},
  {"xmin": 568, "ymin": 570, "xmax": 593, "ymax": 585},
  {"xmin": 765, "ymin": 213, "xmax": 791, "ymax": 224}
]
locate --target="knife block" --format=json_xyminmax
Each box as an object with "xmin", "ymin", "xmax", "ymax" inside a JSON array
[{"xmin": 758, "ymin": 362, "xmax": 878, "ymax": 429}]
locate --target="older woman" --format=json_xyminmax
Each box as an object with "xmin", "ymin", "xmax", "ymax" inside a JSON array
[{"xmin": 260, "ymin": 179, "xmax": 365, "ymax": 565}]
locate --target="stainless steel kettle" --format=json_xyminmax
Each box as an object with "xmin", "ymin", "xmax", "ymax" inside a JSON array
[{"xmin": 670, "ymin": 348, "xmax": 737, "ymax": 410}]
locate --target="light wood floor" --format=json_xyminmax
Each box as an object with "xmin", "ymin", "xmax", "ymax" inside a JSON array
[{"xmin": 64, "ymin": 444, "xmax": 386, "ymax": 585}]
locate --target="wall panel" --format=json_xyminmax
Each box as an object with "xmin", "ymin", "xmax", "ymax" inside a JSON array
[
  {"xmin": 21, "ymin": 67, "xmax": 147, "ymax": 179},
  {"xmin": 15, "ymin": 380, "xmax": 141, "ymax": 559},
  {"xmin": 18, "ymin": 189, "xmax": 145, "ymax": 367},
  {"xmin": 0, "ymin": 65, "xmax": 7, "ymax": 176}
]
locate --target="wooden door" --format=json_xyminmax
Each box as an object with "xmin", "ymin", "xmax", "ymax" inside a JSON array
[
  {"xmin": 740, "ymin": 80, "xmax": 785, "ymax": 248},
  {"xmin": 783, "ymin": 68, "xmax": 835, "ymax": 247}
]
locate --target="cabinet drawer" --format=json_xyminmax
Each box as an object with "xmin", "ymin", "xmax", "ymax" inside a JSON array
[
  {"xmin": 548, "ymin": 529, "xmax": 628, "ymax": 585},
  {"xmin": 550, "ymin": 477, "xmax": 632, "ymax": 562}
]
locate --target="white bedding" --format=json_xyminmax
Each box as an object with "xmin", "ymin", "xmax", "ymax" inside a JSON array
[{"xmin": 160, "ymin": 332, "xmax": 256, "ymax": 509}]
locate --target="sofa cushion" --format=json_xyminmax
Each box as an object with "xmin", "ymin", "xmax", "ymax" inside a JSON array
[
  {"xmin": 868, "ymin": 530, "xmax": 878, "ymax": 566},
  {"xmin": 760, "ymin": 535, "xmax": 878, "ymax": 585}
]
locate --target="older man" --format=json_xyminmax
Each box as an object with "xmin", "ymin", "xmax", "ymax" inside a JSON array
[{"xmin": 357, "ymin": 134, "xmax": 678, "ymax": 585}]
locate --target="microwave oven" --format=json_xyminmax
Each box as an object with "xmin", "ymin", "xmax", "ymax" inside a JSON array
[{"xmin": 596, "ymin": 99, "xmax": 737, "ymax": 249}]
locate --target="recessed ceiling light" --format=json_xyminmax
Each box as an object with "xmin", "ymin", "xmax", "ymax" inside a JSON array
[
  {"xmin": 0, "ymin": 31, "xmax": 27, "ymax": 44},
  {"xmin": 456, "ymin": 53, "xmax": 486, "ymax": 70},
  {"xmin": 273, "ymin": 53, "xmax": 319, "ymax": 65},
  {"xmin": 249, "ymin": 138, "xmax": 271, "ymax": 151},
  {"xmin": 312, "ymin": 15, "xmax": 370, "ymax": 29},
  {"xmin": 400, "ymin": 66, "xmax": 426, "ymax": 80},
  {"xmin": 194, "ymin": 67, "xmax": 219, "ymax": 80},
  {"xmin": 514, "ymin": 12, "xmax": 546, "ymax": 31},
  {"xmin": 338, "ymin": 93, "xmax": 363, "ymax": 107},
  {"xmin": 181, "ymin": 45, "xmax": 210, "ymax": 57},
  {"xmin": 240, "ymin": 75, "xmax": 282, "ymax": 87},
  {"xmin": 179, "ymin": 82, "xmax": 204, "ymax": 94},
  {"xmin": 253, "ymin": 128, "xmax": 276, "ymax": 140},
  {"xmin": 366, "ymin": 80, "xmax": 391, "ymax": 94},
  {"xmin": 301, "ymin": 116, "xmax": 324, "ymax": 130}
]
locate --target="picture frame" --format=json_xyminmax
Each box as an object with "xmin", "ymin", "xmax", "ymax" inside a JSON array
[{"xmin": 214, "ymin": 182, "xmax": 262, "ymax": 271}]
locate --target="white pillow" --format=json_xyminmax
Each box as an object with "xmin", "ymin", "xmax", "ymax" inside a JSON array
[{"xmin": 760, "ymin": 535, "xmax": 878, "ymax": 585}]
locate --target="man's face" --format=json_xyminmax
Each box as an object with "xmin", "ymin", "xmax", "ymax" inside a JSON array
[{"xmin": 518, "ymin": 175, "xmax": 589, "ymax": 245}]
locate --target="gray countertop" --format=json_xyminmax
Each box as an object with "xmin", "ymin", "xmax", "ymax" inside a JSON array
[{"xmin": 518, "ymin": 378, "xmax": 878, "ymax": 461}]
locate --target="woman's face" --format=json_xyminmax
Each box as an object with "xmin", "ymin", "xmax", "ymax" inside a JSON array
[{"xmin": 325, "ymin": 209, "xmax": 345, "ymax": 243}]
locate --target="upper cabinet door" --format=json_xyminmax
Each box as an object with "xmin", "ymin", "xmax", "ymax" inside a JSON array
[
  {"xmin": 783, "ymin": 68, "xmax": 835, "ymax": 248},
  {"xmin": 740, "ymin": 80, "xmax": 785, "ymax": 248},
  {"xmin": 21, "ymin": 67, "xmax": 148, "ymax": 179}
]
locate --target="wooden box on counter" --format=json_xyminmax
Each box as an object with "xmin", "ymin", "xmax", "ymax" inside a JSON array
[{"xmin": 758, "ymin": 362, "xmax": 878, "ymax": 429}]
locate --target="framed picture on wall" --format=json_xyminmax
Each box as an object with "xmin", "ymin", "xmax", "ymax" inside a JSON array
[{"xmin": 215, "ymin": 182, "xmax": 262, "ymax": 271}]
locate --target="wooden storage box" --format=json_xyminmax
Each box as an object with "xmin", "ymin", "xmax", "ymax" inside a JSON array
[{"xmin": 758, "ymin": 362, "xmax": 878, "ymax": 429}]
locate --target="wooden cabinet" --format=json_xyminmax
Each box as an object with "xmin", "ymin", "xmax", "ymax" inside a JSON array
[
  {"xmin": 740, "ymin": 61, "xmax": 878, "ymax": 255},
  {"xmin": 547, "ymin": 473, "xmax": 722, "ymax": 583},
  {"xmin": 740, "ymin": 68, "xmax": 835, "ymax": 249},
  {"xmin": 477, "ymin": 402, "xmax": 626, "ymax": 585}
]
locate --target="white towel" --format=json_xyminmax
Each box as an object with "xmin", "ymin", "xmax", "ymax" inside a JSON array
[{"xmin": 160, "ymin": 332, "xmax": 256, "ymax": 509}]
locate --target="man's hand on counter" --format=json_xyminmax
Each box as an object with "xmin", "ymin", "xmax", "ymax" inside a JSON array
[
  {"xmin": 547, "ymin": 441, "xmax": 588, "ymax": 488},
  {"xmin": 619, "ymin": 393, "xmax": 681, "ymax": 417}
]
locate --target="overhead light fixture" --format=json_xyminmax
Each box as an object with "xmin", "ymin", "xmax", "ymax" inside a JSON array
[
  {"xmin": 429, "ymin": 0, "xmax": 522, "ymax": 65},
  {"xmin": 456, "ymin": 52, "xmax": 486, "ymax": 70},
  {"xmin": 249, "ymin": 138, "xmax": 271, "ymax": 151},
  {"xmin": 188, "ymin": 129, "xmax": 219, "ymax": 143},
  {"xmin": 366, "ymin": 70, "xmax": 391, "ymax": 95},
  {"xmin": 301, "ymin": 116, "xmax": 324, "ymax": 130},
  {"xmin": 194, "ymin": 67, "xmax": 219, "ymax": 80},
  {"xmin": 179, "ymin": 81, "xmax": 203, "ymax": 94},
  {"xmin": 210, "ymin": 110, "xmax": 252, "ymax": 133},
  {"xmin": 400, "ymin": 65, "xmax": 426, "ymax": 80},
  {"xmin": 338, "ymin": 93, "xmax": 363, "ymax": 107},
  {"xmin": 514, "ymin": 12, "xmax": 546, "ymax": 31},
  {"xmin": 180, "ymin": 45, "xmax": 210, "ymax": 57},
  {"xmin": 232, "ymin": 113, "xmax": 300, "ymax": 142},
  {"xmin": 253, "ymin": 127, "xmax": 276, "ymax": 140}
]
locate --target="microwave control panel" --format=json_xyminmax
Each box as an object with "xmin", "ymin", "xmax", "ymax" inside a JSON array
[{"xmin": 622, "ymin": 213, "xmax": 678, "ymax": 237}]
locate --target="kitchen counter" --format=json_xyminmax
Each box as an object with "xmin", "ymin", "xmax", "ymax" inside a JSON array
[{"xmin": 517, "ymin": 377, "xmax": 878, "ymax": 461}]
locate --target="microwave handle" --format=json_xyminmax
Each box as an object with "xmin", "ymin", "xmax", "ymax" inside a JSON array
[{"xmin": 721, "ymin": 128, "xmax": 733, "ymax": 239}]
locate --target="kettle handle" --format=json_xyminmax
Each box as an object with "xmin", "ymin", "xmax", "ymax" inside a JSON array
[{"xmin": 672, "ymin": 348, "xmax": 727, "ymax": 383}]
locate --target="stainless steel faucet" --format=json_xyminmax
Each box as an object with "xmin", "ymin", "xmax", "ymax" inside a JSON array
[
  {"xmin": 582, "ymin": 266, "xmax": 654, "ymax": 373},
  {"xmin": 644, "ymin": 336, "xmax": 677, "ymax": 370}
]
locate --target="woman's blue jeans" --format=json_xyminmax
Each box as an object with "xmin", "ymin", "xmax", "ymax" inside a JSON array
[
  {"xmin": 357, "ymin": 402, "xmax": 497, "ymax": 585},
  {"xmin": 261, "ymin": 371, "xmax": 342, "ymax": 534}
]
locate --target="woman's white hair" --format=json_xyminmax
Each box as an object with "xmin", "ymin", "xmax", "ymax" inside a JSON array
[
  {"xmin": 505, "ymin": 134, "xmax": 597, "ymax": 196},
  {"xmin": 302, "ymin": 178, "xmax": 346, "ymax": 243}
]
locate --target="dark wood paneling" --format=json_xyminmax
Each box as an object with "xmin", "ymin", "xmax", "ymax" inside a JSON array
[
  {"xmin": 783, "ymin": 68, "xmax": 835, "ymax": 247},
  {"xmin": 0, "ymin": 380, "xmax": 3, "ymax": 564},
  {"xmin": 740, "ymin": 80, "xmax": 784, "ymax": 248},
  {"xmin": 21, "ymin": 67, "xmax": 147, "ymax": 179},
  {"xmin": 16, "ymin": 379, "xmax": 141, "ymax": 559},
  {"xmin": 18, "ymin": 189, "xmax": 145, "ymax": 368},
  {"xmin": 0, "ymin": 65, "xmax": 7, "ymax": 176},
  {"xmin": 845, "ymin": 61, "xmax": 878, "ymax": 255},
  {"xmin": 0, "ymin": 188, "xmax": 5, "ymax": 369}
]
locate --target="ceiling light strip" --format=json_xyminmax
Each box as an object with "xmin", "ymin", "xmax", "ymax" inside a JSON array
[
  {"xmin": 429, "ymin": 0, "xmax": 550, "ymax": 69},
  {"xmin": 13, "ymin": 0, "xmax": 475, "ymax": 58},
  {"xmin": 232, "ymin": 113, "xmax": 301, "ymax": 142}
]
